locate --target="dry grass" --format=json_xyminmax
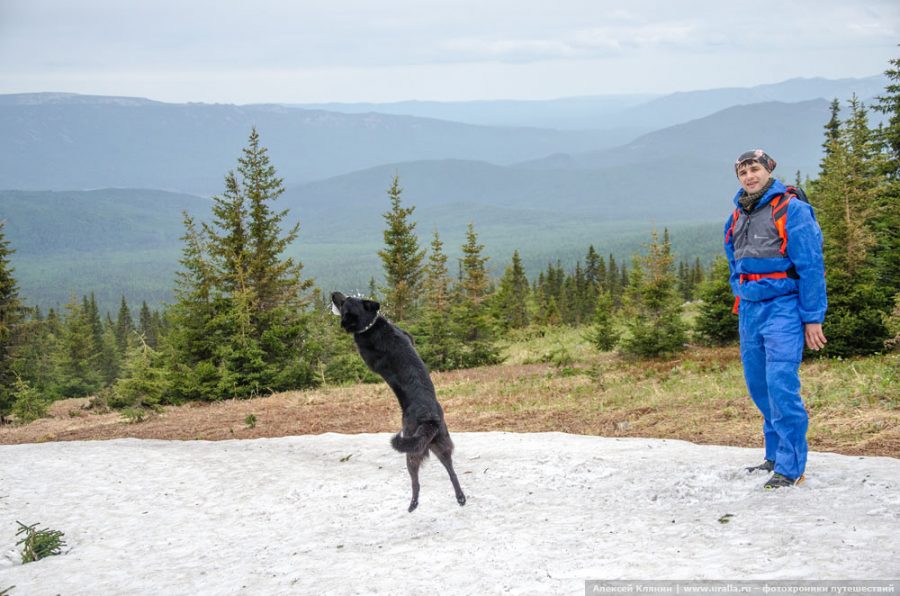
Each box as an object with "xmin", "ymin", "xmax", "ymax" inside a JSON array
[{"xmin": 1, "ymin": 343, "xmax": 897, "ymax": 458}]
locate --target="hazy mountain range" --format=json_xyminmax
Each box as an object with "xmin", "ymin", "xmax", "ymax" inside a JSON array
[
  {"xmin": 291, "ymin": 75, "xmax": 886, "ymax": 130},
  {"xmin": 0, "ymin": 74, "xmax": 887, "ymax": 310}
]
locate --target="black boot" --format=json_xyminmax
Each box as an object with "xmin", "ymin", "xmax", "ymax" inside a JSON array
[
  {"xmin": 764, "ymin": 473, "xmax": 805, "ymax": 489},
  {"xmin": 745, "ymin": 459, "xmax": 775, "ymax": 473}
]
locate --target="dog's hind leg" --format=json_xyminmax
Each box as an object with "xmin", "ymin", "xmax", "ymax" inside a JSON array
[
  {"xmin": 431, "ymin": 438, "xmax": 466, "ymax": 507},
  {"xmin": 405, "ymin": 451, "xmax": 425, "ymax": 513}
]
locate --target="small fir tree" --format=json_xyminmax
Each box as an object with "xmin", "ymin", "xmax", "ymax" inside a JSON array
[
  {"xmin": 57, "ymin": 296, "xmax": 103, "ymax": 397},
  {"xmin": 11, "ymin": 375, "xmax": 48, "ymax": 424},
  {"xmin": 115, "ymin": 296, "xmax": 134, "ymax": 354},
  {"xmin": 587, "ymin": 290, "xmax": 619, "ymax": 351},
  {"xmin": 492, "ymin": 250, "xmax": 530, "ymax": 331},
  {"xmin": 414, "ymin": 231, "xmax": 465, "ymax": 370},
  {"xmin": 620, "ymin": 230, "xmax": 687, "ymax": 357},
  {"xmin": 584, "ymin": 245, "xmax": 605, "ymax": 301},
  {"xmin": 452, "ymin": 223, "xmax": 500, "ymax": 367},
  {"xmin": 694, "ymin": 256, "xmax": 739, "ymax": 345},
  {"xmin": 377, "ymin": 175, "xmax": 425, "ymax": 322},
  {"xmin": 110, "ymin": 338, "xmax": 169, "ymax": 410}
]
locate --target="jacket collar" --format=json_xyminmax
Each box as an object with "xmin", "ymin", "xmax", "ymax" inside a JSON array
[{"xmin": 732, "ymin": 178, "xmax": 787, "ymax": 211}]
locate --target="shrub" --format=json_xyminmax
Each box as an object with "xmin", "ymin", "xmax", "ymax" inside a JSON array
[{"xmin": 10, "ymin": 377, "xmax": 48, "ymax": 424}]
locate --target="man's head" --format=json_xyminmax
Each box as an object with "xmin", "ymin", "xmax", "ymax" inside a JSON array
[{"xmin": 735, "ymin": 149, "xmax": 776, "ymax": 195}]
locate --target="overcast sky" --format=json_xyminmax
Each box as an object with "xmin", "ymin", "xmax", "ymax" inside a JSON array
[{"xmin": 0, "ymin": 0, "xmax": 897, "ymax": 104}]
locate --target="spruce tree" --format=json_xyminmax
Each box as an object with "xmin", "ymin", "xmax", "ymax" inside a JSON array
[
  {"xmin": 872, "ymin": 54, "xmax": 900, "ymax": 317},
  {"xmin": 11, "ymin": 375, "xmax": 47, "ymax": 424},
  {"xmin": 620, "ymin": 230, "xmax": 687, "ymax": 357},
  {"xmin": 694, "ymin": 256, "xmax": 739, "ymax": 345},
  {"xmin": 607, "ymin": 254, "xmax": 621, "ymax": 306},
  {"xmin": 86, "ymin": 294, "xmax": 104, "ymax": 358},
  {"xmin": 57, "ymin": 296, "xmax": 102, "ymax": 397},
  {"xmin": 110, "ymin": 339, "xmax": 169, "ymax": 410},
  {"xmin": 822, "ymin": 98, "xmax": 842, "ymax": 161},
  {"xmin": 377, "ymin": 175, "xmax": 425, "ymax": 323},
  {"xmin": 677, "ymin": 260, "xmax": 691, "ymax": 302},
  {"xmin": 691, "ymin": 257, "xmax": 704, "ymax": 293},
  {"xmin": 414, "ymin": 231, "xmax": 464, "ymax": 370},
  {"xmin": 587, "ymin": 290, "xmax": 619, "ymax": 351},
  {"xmin": 115, "ymin": 297, "xmax": 134, "ymax": 355},
  {"xmin": 98, "ymin": 319, "xmax": 121, "ymax": 385},
  {"xmin": 240, "ymin": 128, "xmax": 311, "ymax": 312},
  {"xmin": 812, "ymin": 96, "xmax": 890, "ymax": 355},
  {"xmin": 167, "ymin": 213, "xmax": 222, "ymax": 401},
  {"xmin": 571, "ymin": 261, "xmax": 591, "ymax": 325},
  {"xmin": 10, "ymin": 307, "xmax": 60, "ymax": 402},
  {"xmin": 492, "ymin": 250, "xmax": 531, "ymax": 331},
  {"xmin": 0, "ymin": 221, "xmax": 22, "ymax": 420},
  {"xmin": 187, "ymin": 128, "xmax": 315, "ymax": 397},
  {"xmin": 584, "ymin": 245, "xmax": 605, "ymax": 299},
  {"xmin": 138, "ymin": 301, "xmax": 158, "ymax": 349},
  {"xmin": 452, "ymin": 223, "xmax": 500, "ymax": 367}
]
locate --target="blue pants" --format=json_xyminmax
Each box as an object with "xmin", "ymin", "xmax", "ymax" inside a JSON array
[{"xmin": 739, "ymin": 293, "xmax": 808, "ymax": 479}]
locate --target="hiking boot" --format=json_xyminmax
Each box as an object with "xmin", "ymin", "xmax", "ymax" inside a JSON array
[
  {"xmin": 746, "ymin": 459, "xmax": 775, "ymax": 474},
  {"xmin": 764, "ymin": 473, "xmax": 805, "ymax": 489}
]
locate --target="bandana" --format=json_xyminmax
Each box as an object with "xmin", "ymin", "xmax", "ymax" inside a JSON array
[{"xmin": 734, "ymin": 149, "xmax": 777, "ymax": 176}]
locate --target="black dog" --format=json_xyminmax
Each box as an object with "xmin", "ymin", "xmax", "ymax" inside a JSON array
[{"xmin": 331, "ymin": 292, "xmax": 466, "ymax": 512}]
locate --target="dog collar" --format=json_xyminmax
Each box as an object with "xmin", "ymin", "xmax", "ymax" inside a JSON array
[{"xmin": 355, "ymin": 314, "xmax": 380, "ymax": 335}]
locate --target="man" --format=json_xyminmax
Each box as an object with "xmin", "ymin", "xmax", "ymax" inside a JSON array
[{"xmin": 724, "ymin": 149, "xmax": 827, "ymax": 489}]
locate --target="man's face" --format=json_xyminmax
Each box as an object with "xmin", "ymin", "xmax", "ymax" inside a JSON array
[{"xmin": 737, "ymin": 162, "xmax": 770, "ymax": 194}]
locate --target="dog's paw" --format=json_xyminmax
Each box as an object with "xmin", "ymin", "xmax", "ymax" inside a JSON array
[
  {"xmin": 457, "ymin": 494, "xmax": 467, "ymax": 507},
  {"xmin": 407, "ymin": 500, "xmax": 419, "ymax": 513}
]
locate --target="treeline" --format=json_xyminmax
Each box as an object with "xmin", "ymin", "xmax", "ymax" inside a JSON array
[
  {"xmin": 2, "ymin": 57, "xmax": 900, "ymax": 422},
  {"xmin": 0, "ymin": 131, "xmax": 728, "ymax": 422}
]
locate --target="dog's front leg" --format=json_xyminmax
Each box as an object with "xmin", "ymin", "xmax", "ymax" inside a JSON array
[{"xmin": 406, "ymin": 452, "xmax": 423, "ymax": 512}]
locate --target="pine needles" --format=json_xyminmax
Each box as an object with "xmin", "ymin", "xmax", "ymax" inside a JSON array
[{"xmin": 15, "ymin": 521, "xmax": 66, "ymax": 563}]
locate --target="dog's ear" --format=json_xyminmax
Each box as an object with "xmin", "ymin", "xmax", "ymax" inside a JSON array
[{"xmin": 362, "ymin": 299, "xmax": 380, "ymax": 313}]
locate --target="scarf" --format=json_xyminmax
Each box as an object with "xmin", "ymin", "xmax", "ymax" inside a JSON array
[{"xmin": 739, "ymin": 177, "xmax": 775, "ymax": 212}]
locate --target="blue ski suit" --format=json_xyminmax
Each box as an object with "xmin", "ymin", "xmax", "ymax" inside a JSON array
[{"xmin": 724, "ymin": 179, "xmax": 827, "ymax": 479}]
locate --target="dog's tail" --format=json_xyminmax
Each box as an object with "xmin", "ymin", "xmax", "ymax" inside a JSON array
[{"xmin": 391, "ymin": 422, "xmax": 440, "ymax": 453}]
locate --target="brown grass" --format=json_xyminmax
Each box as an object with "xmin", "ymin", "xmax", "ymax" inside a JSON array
[{"xmin": 1, "ymin": 347, "xmax": 898, "ymax": 458}]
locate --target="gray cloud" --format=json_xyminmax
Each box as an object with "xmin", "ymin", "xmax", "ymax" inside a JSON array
[{"xmin": 0, "ymin": 0, "xmax": 897, "ymax": 102}]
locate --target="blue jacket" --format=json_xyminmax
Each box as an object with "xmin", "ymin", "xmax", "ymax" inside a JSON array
[{"xmin": 724, "ymin": 179, "xmax": 827, "ymax": 324}]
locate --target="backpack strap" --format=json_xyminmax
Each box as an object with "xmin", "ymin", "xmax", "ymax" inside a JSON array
[
  {"xmin": 770, "ymin": 192, "xmax": 793, "ymax": 255},
  {"xmin": 725, "ymin": 207, "xmax": 741, "ymax": 244}
]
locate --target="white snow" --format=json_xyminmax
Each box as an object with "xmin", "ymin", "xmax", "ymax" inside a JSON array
[{"xmin": 1, "ymin": 432, "xmax": 898, "ymax": 595}]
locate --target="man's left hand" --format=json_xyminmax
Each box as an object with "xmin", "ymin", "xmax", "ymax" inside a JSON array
[{"xmin": 805, "ymin": 323, "xmax": 827, "ymax": 351}]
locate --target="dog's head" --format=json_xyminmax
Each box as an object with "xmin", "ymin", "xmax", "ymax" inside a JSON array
[{"xmin": 331, "ymin": 292, "xmax": 381, "ymax": 334}]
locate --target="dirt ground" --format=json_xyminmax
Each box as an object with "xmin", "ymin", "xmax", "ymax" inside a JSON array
[{"xmin": 2, "ymin": 360, "xmax": 898, "ymax": 458}]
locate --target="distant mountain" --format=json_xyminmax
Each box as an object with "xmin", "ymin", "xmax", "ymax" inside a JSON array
[
  {"xmin": 615, "ymin": 76, "xmax": 887, "ymax": 129},
  {"xmin": 0, "ymin": 93, "xmax": 623, "ymax": 195},
  {"xmin": 287, "ymin": 75, "xmax": 886, "ymax": 130},
  {"xmin": 286, "ymin": 94, "xmax": 656, "ymax": 131},
  {"xmin": 519, "ymin": 99, "xmax": 832, "ymax": 179},
  {"xmin": 0, "ymin": 75, "xmax": 883, "ymax": 195},
  {"xmin": 282, "ymin": 99, "xmax": 835, "ymax": 243}
]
